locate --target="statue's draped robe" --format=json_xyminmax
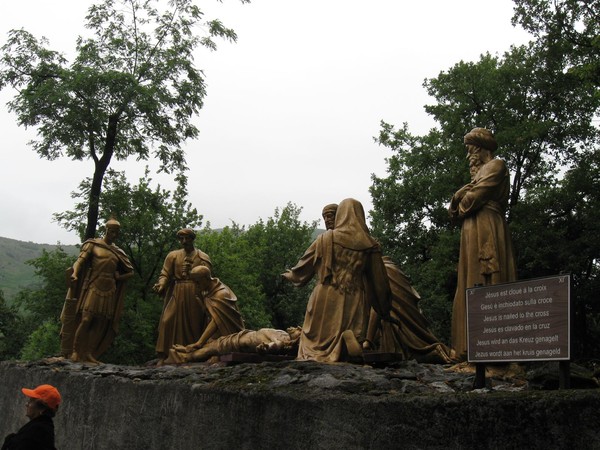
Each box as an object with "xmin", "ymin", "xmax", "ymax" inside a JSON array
[
  {"xmin": 449, "ymin": 158, "xmax": 517, "ymax": 357},
  {"xmin": 155, "ymin": 249, "xmax": 211, "ymax": 356},
  {"xmin": 284, "ymin": 199, "xmax": 391, "ymax": 362},
  {"xmin": 377, "ymin": 257, "xmax": 455, "ymax": 363}
]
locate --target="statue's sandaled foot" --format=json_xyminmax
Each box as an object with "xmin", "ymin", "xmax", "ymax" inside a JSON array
[
  {"xmin": 86, "ymin": 354, "xmax": 102, "ymax": 365},
  {"xmin": 341, "ymin": 330, "xmax": 363, "ymax": 359},
  {"xmin": 72, "ymin": 352, "xmax": 101, "ymax": 365}
]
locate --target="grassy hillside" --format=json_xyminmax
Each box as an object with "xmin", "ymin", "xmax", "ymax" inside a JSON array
[{"xmin": 0, "ymin": 237, "xmax": 79, "ymax": 303}]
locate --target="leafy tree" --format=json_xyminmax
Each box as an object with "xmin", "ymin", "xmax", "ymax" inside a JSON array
[
  {"xmin": 0, "ymin": 0, "xmax": 247, "ymax": 240},
  {"xmin": 509, "ymin": 2, "xmax": 600, "ymax": 351},
  {"xmin": 199, "ymin": 224, "xmax": 272, "ymax": 330},
  {"xmin": 0, "ymin": 290, "xmax": 28, "ymax": 360},
  {"xmin": 512, "ymin": 0, "xmax": 600, "ymax": 87},
  {"xmin": 13, "ymin": 247, "xmax": 76, "ymax": 323},
  {"xmin": 510, "ymin": 149, "xmax": 600, "ymax": 356},
  {"xmin": 198, "ymin": 203, "xmax": 317, "ymax": 330},
  {"xmin": 4, "ymin": 248, "xmax": 76, "ymax": 361},
  {"xmin": 243, "ymin": 203, "xmax": 317, "ymax": 329},
  {"xmin": 20, "ymin": 320, "xmax": 61, "ymax": 361}
]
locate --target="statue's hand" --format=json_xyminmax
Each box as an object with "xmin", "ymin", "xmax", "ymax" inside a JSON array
[
  {"xmin": 152, "ymin": 283, "xmax": 163, "ymax": 294},
  {"xmin": 172, "ymin": 344, "xmax": 187, "ymax": 352},
  {"xmin": 454, "ymin": 184, "xmax": 473, "ymax": 201},
  {"xmin": 185, "ymin": 344, "xmax": 198, "ymax": 353}
]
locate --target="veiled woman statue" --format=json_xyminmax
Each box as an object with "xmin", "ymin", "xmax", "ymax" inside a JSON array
[{"xmin": 282, "ymin": 198, "xmax": 391, "ymax": 362}]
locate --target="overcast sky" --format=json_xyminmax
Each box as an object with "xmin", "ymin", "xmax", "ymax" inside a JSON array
[{"xmin": 0, "ymin": 0, "xmax": 531, "ymax": 245}]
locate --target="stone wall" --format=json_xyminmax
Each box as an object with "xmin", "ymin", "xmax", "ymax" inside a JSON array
[{"xmin": 1, "ymin": 359, "xmax": 599, "ymax": 449}]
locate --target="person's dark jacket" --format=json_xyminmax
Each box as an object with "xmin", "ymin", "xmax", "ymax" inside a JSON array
[{"xmin": 2, "ymin": 415, "xmax": 56, "ymax": 450}]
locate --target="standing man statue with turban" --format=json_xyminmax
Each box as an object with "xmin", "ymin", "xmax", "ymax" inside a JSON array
[
  {"xmin": 449, "ymin": 128, "xmax": 517, "ymax": 360},
  {"xmin": 153, "ymin": 228, "xmax": 212, "ymax": 364}
]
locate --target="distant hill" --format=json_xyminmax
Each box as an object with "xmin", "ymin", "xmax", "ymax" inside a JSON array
[{"xmin": 0, "ymin": 237, "xmax": 79, "ymax": 303}]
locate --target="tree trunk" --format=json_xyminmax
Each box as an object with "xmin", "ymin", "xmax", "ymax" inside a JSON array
[
  {"xmin": 83, "ymin": 115, "xmax": 119, "ymax": 240},
  {"xmin": 84, "ymin": 162, "xmax": 109, "ymax": 240}
]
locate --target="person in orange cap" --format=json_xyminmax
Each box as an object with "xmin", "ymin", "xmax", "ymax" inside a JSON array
[{"xmin": 2, "ymin": 384, "xmax": 61, "ymax": 450}]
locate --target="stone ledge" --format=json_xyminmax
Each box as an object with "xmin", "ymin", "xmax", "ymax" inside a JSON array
[{"xmin": 1, "ymin": 359, "xmax": 598, "ymax": 449}]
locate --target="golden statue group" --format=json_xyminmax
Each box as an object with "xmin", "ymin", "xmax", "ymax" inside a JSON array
[{"xmin": 59, "ymin": 127, "xmax": 515, "ymax": 366}]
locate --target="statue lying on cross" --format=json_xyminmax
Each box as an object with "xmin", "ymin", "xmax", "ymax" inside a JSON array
[{"xmin": 164, "ymin": 326, "xmax": 302, "ymax": 364}]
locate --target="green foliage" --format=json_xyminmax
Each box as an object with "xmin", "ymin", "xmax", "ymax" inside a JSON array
[
  {"xmin": 14, "ymin": 247, "xmax": 77, "ymax": 323},
  {"xmin": 371, "ymin": 125, "xmax": 464, "ymax": 261},
  {"xmin": 199, "ymin": 224, "xmax": 273, "ymax": 330},
  {"xmin": 0, "ymin": 0, "xmax": 247, "ymax": 238},
  {"xmin": 424, "ymin": 46, "xmax": 598, "ymax": 207},
  {"xmin": 8, "ymin": 247, "xmax": 77, "ymax": 361},
  {"xmin": 19, "ymin": 320, "xmax": 61, "ymax": 361},
  {"xmin": 199, "ymin": 203, "xmax": 317, "ymax": 330},
  {"xmin": 102, "ymin": 305, "xmax": 160, "ymax": 365},
  {"xmin": 512, "ymin": 0, "xmax": 600, "ymax": 88},
  {"xmin": 0, "ymin": 290, "xmax": 28, "ymax": 360},
  {"xmin": 510, "ymin": 149, "xmax": 600, "ymax": 355},
  {"xmin": 244, "ymin": 203, "xmax": 318, "ymax": 329}
]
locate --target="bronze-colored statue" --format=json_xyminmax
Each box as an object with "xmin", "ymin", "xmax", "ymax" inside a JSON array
[
  {"xmin": 323, "ymin": 204, "xmax": 455, "ymax": 363},
  {"xmin": 154, "ymin": 228, "xmax": 212, "ymax": 363},
  {"xmin": 179, "ymin": 265, "xmax": 245, "ymax": 352},
  {"xmin": 164, "ymin": 327, "xmax": 301, "ymax": 364},
  {"xmin": 448, "ymin": 128, "xmax": 517, "ymax": 359},
  {"xmin": 282, "ymin": 198, "xmax": 391, "ymax": 362},
  {"xmin": 60, "ymin": 218, "xmax": 134, "ymax": 364}
]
